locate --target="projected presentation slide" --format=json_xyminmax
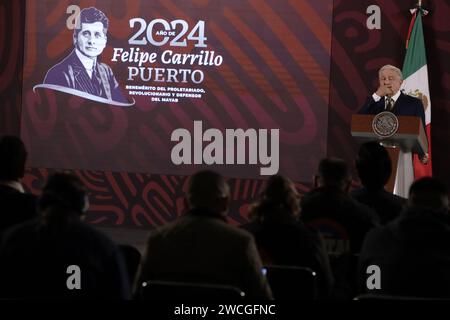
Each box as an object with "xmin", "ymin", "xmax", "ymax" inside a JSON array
[{"xmin": 21, "ymin": 0, "xmax": 332, "ymax": 182}]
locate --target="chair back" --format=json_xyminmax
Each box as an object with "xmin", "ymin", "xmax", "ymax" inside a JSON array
[
  {"xmin": 138, "ymin": 280, "xmax": 246, "ymax": 300},
  {"xmin": 263, "ymin": 265, "xmax": 317, "ymax": 300},
  {"xmin": 118, "ymin": 244, "xmax": 141, "ymax": 284},
  {"xmin": 328, "ymin": 252, "xmax": 360, "ymax": 300}
]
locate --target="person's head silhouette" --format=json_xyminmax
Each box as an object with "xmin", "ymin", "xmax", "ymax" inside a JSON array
[
  {"xmin": 408, "ymin": 177, "xmax": 449, "ymax": 212},
  {"xmin": 355, "ymin": 141, "xmax": 392, "ymax": 191},
  {"xmin": 314, "ymin": 157, "xmax": 352, "ymax": 192},
  {"xmin": 250, "ymin": 174, "xmax": 300, "ymax": 222},
  {"xmin": 0, "ymin": 135, "xmax": 27, "ymax": 182},
  {"xmin": 187, "ymin": 170, "xmax": 230, "ymax": 217},
  {"xmin": 38, "ymin": 172, "xmax": 89, "ymax": 229}
]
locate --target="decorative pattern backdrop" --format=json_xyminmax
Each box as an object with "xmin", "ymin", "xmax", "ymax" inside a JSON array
[
  {"xmin": 22, "ymin": 167, "xmax": 312, "ymax": 228},
  {"xmin": 2, "ymin": 0, "xmax": 450, "ymax": 229}
]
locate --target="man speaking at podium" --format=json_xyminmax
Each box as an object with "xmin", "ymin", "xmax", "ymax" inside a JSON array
[
  {"xmin": 359, "ymin": 64, "xmax": 428, "ymax": 165},
  {"xmin": 358, "ymin": 64, "xmax": 428, "ymax": 197}
]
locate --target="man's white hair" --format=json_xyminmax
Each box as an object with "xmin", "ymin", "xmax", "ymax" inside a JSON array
[{"xmin": 379, "ymin": 64, "xmax": 403, "ymax": 80}]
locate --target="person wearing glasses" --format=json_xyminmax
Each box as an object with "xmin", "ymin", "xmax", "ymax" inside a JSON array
[{"xmin": 43, "ymin": 7, "xmax": 127, "ymax": 104}]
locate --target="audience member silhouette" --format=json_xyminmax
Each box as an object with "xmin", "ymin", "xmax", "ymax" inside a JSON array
[
  {"xmin": 0, "ymin": 172, "xmax": 130, "ymax": 299},
  {"xmin": 241, "ymin": 175, "xmax": 333, "ymax": 298},
  {"xmin": 300, "ymin": 158, "xmax": 378, "ymax": 299},
  {"xmin": 301, "ymin": 158, "xmax": 379, "ymax": 255},
  {"xmin": 352, "ymin": 141, "xmax": 406, "ymax": 224},
  {"xmin": 0, "ymin": 135, "xmax": 37, "ymax": 238},
  {"xmin": 359, "ymin": 177, "xmax": 450, "ymax": 298},
  {"xmin": 135, "ymin": 170, "xmax": 272, "ymax": 299}
]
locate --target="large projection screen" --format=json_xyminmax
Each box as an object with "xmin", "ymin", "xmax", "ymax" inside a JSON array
[{"xmin": 21, "ymin": 0, "xmax": 332, "ymax": 182}]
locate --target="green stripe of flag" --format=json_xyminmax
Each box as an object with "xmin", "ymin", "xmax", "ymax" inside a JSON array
[{"xmin": 402, "ymin": 12, "xmax": 427, "ymax": 79}]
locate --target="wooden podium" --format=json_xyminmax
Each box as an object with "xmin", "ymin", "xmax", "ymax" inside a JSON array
[{"xmin": 351, "ymin": 114, "xmax": 428, "ymax": 192}]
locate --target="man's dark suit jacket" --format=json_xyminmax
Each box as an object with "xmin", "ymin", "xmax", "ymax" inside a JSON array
[
  {"xmin": 358, "ymin": 92, "xmax": 426, "ymax": 129},
  {"xmin": 0, "ymin": 185, "xmax": 37, "ymax": 238},
  {"xmin": 136, "ymin": 207, "xmax": 272, "ymax": 299},
  {"xmin": 0, "ymin": 217, "xmax": 130, "ymax": 299},
  {"xmin": 44, "ymin": 50, "xmax": 127, "ymax": 103},
  {"xmin": 351, "ymin": 187, "xmax": 406, "ymax": 225}
]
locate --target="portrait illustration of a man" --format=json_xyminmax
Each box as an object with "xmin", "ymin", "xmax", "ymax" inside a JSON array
[{"xmin": 40, "ymin": 7, "xmax": 133, "ymax": 106}]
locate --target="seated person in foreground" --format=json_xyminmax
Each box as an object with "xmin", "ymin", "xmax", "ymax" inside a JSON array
[
  {"xmin": 134, "ymin": 170, "xmax": 272, "ymax": 299},
  {"xmin": 300, "ymin": 158, "xmax": 379, "ymax": 300},
  {"xmin": 0, "ymin": 135, "xmax": 37, "ymax": 238},
  {"xmin": 300, "ymin": 158, "xmax": 379, "ymax": 256},
  {"xmin": 0, "ymin": 173, "xmax": 130, "ymax": 299},
  {"xmin": 359, "ymin": 177, "xmax": 450, "ymax": 298},
  {"xmin": 241, "ymin": 175, "xmax": 334, "ymax": 298}
]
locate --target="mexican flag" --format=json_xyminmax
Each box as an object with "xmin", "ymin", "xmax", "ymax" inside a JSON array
[{"xmin": 402, "ymin": 6, "xmax": 432, "ymax": 179}]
